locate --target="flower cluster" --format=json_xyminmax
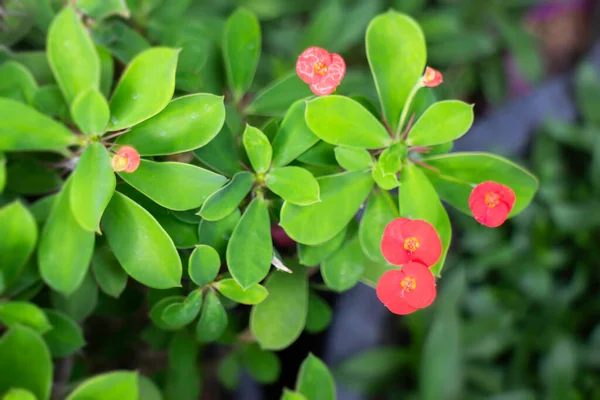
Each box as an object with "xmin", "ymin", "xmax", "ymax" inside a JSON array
[{"xmin": 296, "ymin": 46, "xmax": 346, "ymax": 96}]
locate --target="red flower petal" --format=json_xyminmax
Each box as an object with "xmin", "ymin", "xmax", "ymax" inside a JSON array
[
  {"xmin": 296, "ymin": 47, "xmax": 331, "ymax": 85},
  {"xmin": 113, "ymin": 145, "xmax": 140, "ymax": 173},
  {"xmin": 422, "ymin": 66, "xmax": 443, "ymax": 87},
  {"xmin": 380, "ymin": 218, "xmax": 442, "ymax": 267},
  {"xmin": 308, "ymin": 54, "xmax": 346, "ymax": 96},
  {"xmin": 399, "ymin": 262, "xmax": 436, "ymax": 308},
  {"xmin": 380, "ymin": 218, "xmax": 412, "ymax": 265},
  {"xmin": 376, "ymin": 270, "xmax": 416, "ymax": 314},
  {"xmin": 469, "ymin": 181, "xmax": 516, "ymax": 228},
  {"xmin": 376, "ymin": 264, "xmax": 437, "ymax": 313}
]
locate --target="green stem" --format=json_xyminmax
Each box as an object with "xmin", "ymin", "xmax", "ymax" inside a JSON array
[{"xmin": 394, "ymin": 80, "xmax": 423, "ymax": 140}]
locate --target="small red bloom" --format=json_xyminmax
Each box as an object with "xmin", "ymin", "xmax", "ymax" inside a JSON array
[
  {"xmin": 422, "ymin": 66, "xmax": 443, "ymax": 87},
  {"xmin": 380, "ymin": 218, "xmax": 442, "ymax": 267},
  {"xmin": 296, "ymin": 46, "xmax": 346, "ymax": 96},
  {"xmin": 376, "ymin": 262, "xmax": 436, "ymax": 315},
  {"xmin": 469, "ymin": 181, "xmax": 516, "ymax": 228},
  {"xmin": 112, "ymin": 145, "xmax": 140, "ymax": 173}
]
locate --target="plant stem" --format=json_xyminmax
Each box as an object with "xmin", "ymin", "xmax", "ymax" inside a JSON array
[{"xmin": 394, "ymin": 80, "xmax": 423, "ymax": 140}]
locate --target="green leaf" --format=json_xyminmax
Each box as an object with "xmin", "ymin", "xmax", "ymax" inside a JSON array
[
  {"xmin": 50, "ymin": 272, "xmax": 98, "ymax": 322},
  {"xmin": 334, "ymin": 147, "xmax": 372, "ymax": 171},
  {"xmin": 102, "ymin": 192, "xmax": 182, "ymax": 288},
  {"xmin": 245, "ymin": 73, "xmax": 313, "ymax": 117},
  {"xmin": 407, "ymin": 101, "xmax": 474, "ymax": 146},
  {"xmin": 166, "ymin": 331, "xmax": 201, "ymax": 400},
  {"xmin": 0, "ymin": 153, "xmax": 5, "ymax": 193},
  {"xmin": 378, "ymin": 142, "xmax": 405, "ymax": 175},
  {"xmin": 195, "ymin": 290, "xmax": 228, "ymax": 342},
  {"xmin": 422, "ymin": 152, "xmax": 539, "ymax": 217},
  {"xmin": 305, "ymin": 292, "xmax": 332, "ymax": 334},
  {"xmin": 321, "ymin": 235, "xmax": 365, "ymax": 292},
  {"xmin": 280, "ymin": 170, "xmax": 374, "ymax": 245},
  {"xmin": 66, "ymin": 371, "xmax": 138, "ymax": 400},
  {"xmin": 226, "ymin": 198, "xmax": 272, "ymax": 289},
  {"xmin": 218, "ymin": 352, "xmax": 242, "ymax": 390},
  {"xmin": 39, "ymin": 181, "xmax": 95, "ymax": 296},
  {"xmin": 271, "ymin": 100, "xmax": 319, "ymax": 168},
  {"xmin": 77, "ymin": 0, "xmax": 130, "ymax": 20},
  {"xmin": 5, "ymin": 156, "xmax": 62, "ymax": 196},
  {"xmin": 366, "ymin": 11, "xmax": 426, "ymax": 132},
  {"xmin": 162, "ymin": 290, "xmax": 203, "ymax": 328},
  {"xmin": 0, "ymin": 301, "xmax": 51, "ymax": 333},
  {"xmin": 198, "ymin": 209, "xmax": 241, "ymax": 258},
  {"xmin": 223, "ymin": 8, "xmax": 261, "ymax": 100},
  {"xmin": 199, "ymin": 171, "xmax": 254, "ymax": 221},
  {"xmin": 250, "ymin": 263, "xmax": 308, "ymax": 350},
  {"xmin": 0, "ymin": 61, "xmax": 38, "ymax": 104},
  {"xmin": 70, "ymin": 143, "xmax": 116, "ymax": 232},
  {"xmin": 97, "ymin": 45, "xmax": 114, "ymax": 98},
  {"xmin": 70, "ymin": 88, "xmax": 110, "ymax": 136},
  {"xmin": 33, "ymin": 85, "xmax": 70, "ymax": 121},
  {"xmin": 42, "ymin": 309, "xmax": 85, "ymax": 358},
  {"xmin": 281, "ymin": 390, "xmax": 307, "ymax": 400},
  {"xmin": 541, "ymin": 338, "xmax": 577, "ymax": 400},
  {"xmin": 215, "ymin": 279, "xmax": 268, "ymax": 305},
  {"xmin": 0, "ymin": 326, "xmax": 52, "ymax": 400},
  {"xmin": 108, "ymin": 47, "xmax": 179, "ymax": 131},
  {"xmin": 399, "ymin": 163, "xmax": 451, "ymax": 276},
  {"xmin": 92, "ymin": 244, "xmax": 128, "ymax": 298},
  {"xmin": 372, "ymin": 163, "xmax": 400, "ymax": 190},
  {"xmin": 305, "ymin": 96, "xmax": 391, "ymax": 149},
  {"xmin": 242, "ymin": 343, "xmax": 281, "ymax": 384},
  {"xmin": 298, "ymin": 226, "xmax": 347, "ymax": 267},
  {"xmin": 47, "ymin": 6, "xmax": 100, "ymax": 105},
  {"xmin": 266, "ymin": 167, "xmax": 320, "ymax": 205},
  {"xmin": 296, "ymin": 354, "xmax": 335, "ymax": 400},
  {"xmin": 0, "ymin": 201, "xmax": 37, "ymax": 287},
  {"xmin": 193, "ymin": 125, "xmax": 243, "ymax": 177},
  {"xmin": 2, "ymin": 389, "xmax": 36, "ymax": 400},
  {"xmin": 243, "ymin": 125, "xmax": 272, "ymax": 173},
  {"xmin": 0, "ymin": 98, "xmax": 76, "ymax": 152},
  {"xmin": 137, "ymin": 376, "xmax": 162, "ymax": 400},
  {"xmin": 116, "ymin": 94, "xmax": 226, "ymax": 155},
  {"xmin": 149, "ymin": 296, "xmax": 185, "ymax": 330},
  {"xmin": 188, "ymin": 245, "xmax": 221, "ymax": 286},
  {"xmin": 359, "ymin": 190, "xmax": 398, "ymax": 263},
  {"xmin": 119, "ymin": 160, "xmax": 227, "ymax": 211}
]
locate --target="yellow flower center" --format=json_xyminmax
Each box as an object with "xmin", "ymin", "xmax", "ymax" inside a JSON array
[
  {"xmin": 403, "ymin": 237, "xmax": 420, "ymax": 253},
  {"xmin": 314, "ymin": 62, "xmax": 327, "ymax": 76},
  {"xmin": 111, "ymin": 154, "xmax": 128, "ymax": 172},
  {"xmin": 484, "ymin": 192, "xmax": 500, "ymax": 208},
  {"xmin": 400, "ymin": 276, "xmax": 417, "ymax": 292}
]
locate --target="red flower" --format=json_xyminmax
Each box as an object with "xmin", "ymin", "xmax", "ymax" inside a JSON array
[
  {"xmin": 469, "ymin": 181, "xmax": 516, "ymax": 228},
  {"xmin": 296, "ymin": 46, "xmax": 346, "ymax": 96},
  {"xmin": 422, "ymin": 66, "xmax": 443, "ymax": 87},
  {"xmin": 376, "ymin": 262, "xmax": 436, "ymax": 315},
  {"xmin": 380, "ymin": 218, "xmax": 442, "ymax": 267},
  {"xmin": 112, "ymin": 145, "xmax": 140, "ymax": 173}
]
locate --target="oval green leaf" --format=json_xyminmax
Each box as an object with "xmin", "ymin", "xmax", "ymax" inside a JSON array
[
  {"xmin": 215, "ymin": 279, "xmax": 268, "ymax": 305},
  {"xmin": 245, "ymin": 73, "xmax": 313, "ymax": 117},
  {"xmin": 47, "ymin": 6, "xmax": 100, "ymax": 105},
  {"xmin": 77, "ymin": 0, "xmax": 130, "ymax": 20},
  {"xmin": 280, "ymin": 170, "xmax": 374, "ymax": 245},
  {"xmin": 226, "ymin": 198, "xmax": 272, "ymax": 289},
  {"xmin": 108, "ymin": 47, "xmax": 179, "ymax": 131},
  {"xmin": 242, "ymin": 343, "xmax": 281, "ymax": 384},
  {"xmin": 50, "ymin": 272, "xmax": 98, "ymax": 322},
  {"xmin": 0, "ymin": 301, "xmax": 52, "ymax": 333},
  {"xmin": 0, "ymin": 201, "xmax": 37, "ymax": 287},
  {"xmin": 162, "ymin": 290, "xmax": 203, "ymax": 328},
  {"xmin": 198, "ymin": 209, "xmax": 241, "ymax": 258},
  {"xmin": 407, "ymin": 100, "xmax": 474, "ymax": 147},
  {"xmin": 296, "ymin": 354, "xmax": 335, "ymax": 400},
  {"xmin": 102, "ymin": 192, "xmax": 182, "ymax": 288},
  {"xmin": 0, "ymin": 61, "xmax": 38, "ymax": 104},
  {"xmin": 334, "ymin": 147, "xmax": 372, "ymax": 171},
  {"xmin": 282, "ymin": 390, "xmax": 308, "ymax": 400},
  {"xmin": 65, "ymin": 371, "xmax": 138, "ymax": 400},
  {"xmin": 199, "ymin": 171, "xmax": 254, "ymax": 221},
  {"xmin": 243, "ymin": 125, "xmax": 272, "ymax": 173},
  {"xmin": 321, "ymin": 236, "xmax": 365, "ymax": 292},
  {"xmin": 150, "ymin": 296, "xmax": 185, "ymax": 330},
  {"xmin": 3, "ymin": 388, "xmax": 37, "ymax": 400},
  {"xmin": 359, "ymin": 190, "xmax": 398, "ymax": 263},
  {"xmin": 298, "ymin": 225, "xmax": 347, "ymax": 267},
  {"xmin": 266, "ymin": 167, "xmax": 320, "ymax": 206},
  {"xmin": 116, "ymin": 94, "xmax": 226, "ymax": 155},
  {"xmin": 193, "ymin": 125, "xmax": 243, "ymax": 177},
  {"xmin": 71, "ymin": 88, "xmax": 110, "ymax": 136},
  {"xmin": 188, "ymin": 245, "xmax": 221, "ymax": 286},
  {"xmin": 91, "ymin": 243, "xmax": 128, "ymax": 298},
  {"xmin": 70, "ymin": 143, "xmax": 116, "ymax": 232},
  {"xmin": 42, "ymin": 309, "xmax": 85, "ymax": 358},
  {"xmin": 271, "ymin": 100, "xmax": 319, "ymax": 168},
  {"xmin": 119, "ymin": 160, "xmax": 227, "ymax": 211},
  {"xmin": 305, "ymin": 96, "xmax": 391, "ymax": 149},
  {"xmin": 305, "ymin": 292, "xmax": 332, "ymax": 334},
  {"xmin": 138, "ymin": 375, "xmax": 163, "ymax": 400},
  {"xmin": 366, "ymin": 11, "xmax": 426, "ymax": 132},
  {"xmin": 195, "ymin": 290, "xmax": 228, "ymax": 342},
  {"xmin": 250, "ymin": 263, "xmax": 308, "ymax": 350}
]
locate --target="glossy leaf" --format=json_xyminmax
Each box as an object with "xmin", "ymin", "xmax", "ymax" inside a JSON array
[
  {"xmin": 108, "ymin": 47, "xmax": 179, "ymax": 131},
  {"xmin": 423, "ymin": 153, "xmax": 539, "ymax": 218},
  {"xmin": 282, "ymin": 390, "xmax": 308, "ymax": 400},
  {"xmin": 0, "ymin": 301, "xmax": 51, "ymax": 333},
  {"xmin": 334, "ymin": 147, "xmax": 372, "ymax": 171},
  {"xmin": 162, "ymin": 290, "xmax": 203, "ymax": 328},
  {"xmin": 33, "ymin": 85, "xmax": 70, "ymax": 121},
  {"xmin": 296, "ymin": 354, "xmax": 335, "ymax": 400},
  {"xmin": 280, "ymin": 170, "xmax": 374, "ymax": 245},
  {"xmin": 399, "ymin": 163, "xmax": 451, "ymax": 276},
  {"xmin": 223, "ymin": 8, "xmax": 261, "ymax": 100},
  {"xmin": 305, "ymin": 292, "xmax": 332, "ymax": 334},
  {"xmin": 77, "ymin": 0, "xmax": 130, "ymax": 20},
  {"xmin": 5, "ymin": 156, "xmax": 62, "ymax": 195},
  {"xmin": 407, "ymin": 101, "xmax": 474, "ymax": 146},
  {"xmin": 198, "ymin": 209, "xmax": 241, "ymax": 258},
  {"xmin": 193, "ymin": 125, "xmax": 243, "ymax": 177},
  {"xmin": 0, "ymin": 61, "xmax": 37, "ymax": 104},
  {"xmin": 50, "ymin": 272, "xmax": 98, "ymax": 322},
  {"xmin": 3, "ymin": 389, "xmax": 36, "ymax": 400},
  {"xmin": 266, "ymin": 167, "xmax": 320, "ymax": 205},
  {"xmin": 97, "ymin": 45, "xmax": 114, "ymax": 98},
  {"xmin": 372, "ymin": 162, "xmax": 400, "ymax": 190},
  {"xmin": 195, "ymin": 290, "xmax": 228, "ymax": 342},
  {"xmin": 116, "ymin": 94, "xmax": 226, "ymax": 155},
  {"xmin": 226, "ymin": 198, "xmax": 272, "ymax": 289},
  {"xmin": 47, "ymin": 6, "xmax": 100, "ymax": 105},
  {"xmin": 199, "ymin": 171, "xmax": 254, "ymax": 221},
  {"xmin": 242, "ymin": 343, "xmax": 281, "ymax": 384},
  {"xmin": 91, "ymin": 244, "xmax": 128, "ymax": 298},
  {"xmin": 250, "ymin": 263, "xmax": 308, "ymax": 350},
  {"xmin": 243, "ymin": 125, "xmax": 272, "ymax": 173},
  {"xmin": 298, "ymin": 225, "xmax": 347, "ymax": 267},
  {"xmin": 188, "ymin": 245, "xmax": 221, "ymax": 286},
  {"xmin": 359, "ymin": 190, "xmax": 398, "ymax": 263},
  {"xmin": 0, "ymin": 326, "xmax": 52, "ymax": 400},
  {"xmin": 215, "ymin": 279, "xmax": 268, "ymax": 305},
  {"xmin": 245, "ymin": 73, "xmax": 313, "ymax": 117},
  {"xmin": 150, "ymin": 296, "xmax": 185, "ymax": 330},
  {"xmin": 271, "ymin": 100, "xmax": 319, "ymax": 168},
  {"xmin": 321, "ymin": 236, "xmax": 365, "ymax": 292},
  {"xmin": 43, "ymin": 309, "xmax": 85, "ymax": 358},
  {"xmin": 70, "ymin": 143, "xmax": 116, "ymax": 232},
  {"xmin": 138, "ymin": 376, "xmax": 163, "ymax": 400},
  {"xmin": 119, "ymin": 160, "xmax": 227, "ymax": 211},
  {"xmin": 0, "ymin": 98, "xmax": 76, "ymax": 152},
  {"xmin": 39, "ymin": 181, "xmax": 95, "ymax": 296},
  {"xmin": 70, "ymin": 88, "xmax": 110, "ymax": 136},
  {"xmin": 65, "ymin": 371, "xmax": 138, "ymax": 400},
  {"xmin": 305, "ymin": 96, "xmax": 391, "ymax": 149},
  {"xmin": 102, "ymin": 192, "xmax": 182, "ymax": 288},
  {"xmin": 0, "ymin": 201, "xmax": 37, "ymax": 287},
  {"xmin": 366, "ymin": 11, "xmax": 426, "ymax": 132}
]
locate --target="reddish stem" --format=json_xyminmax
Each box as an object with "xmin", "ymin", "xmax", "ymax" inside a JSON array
[
  {"xmin": 401, "ymin": 114, "xmax": 415, "ymax": 141},
  {"xmin": 412, "ymin": 159, "xmax": 440, "ymax": 172},
  {"xmin": 102, "ymin": 129, "xmax": 130, "ymax": 141},
  {"xmin": 410, "ymin": 146, "xmax": 432, "ymax": 153}
]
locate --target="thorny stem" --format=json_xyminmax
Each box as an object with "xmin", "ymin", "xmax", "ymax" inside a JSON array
[
  {"xmin": 394, "ymin": 80, "xmax": 424, "ymax": 140},
  {"xmin": 401, "ymin": 113, "xmax": 416, "ymax": 141},
  {"xmin": 102, "ymin": 129, "xmax": 130, "ymax": 141}
]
